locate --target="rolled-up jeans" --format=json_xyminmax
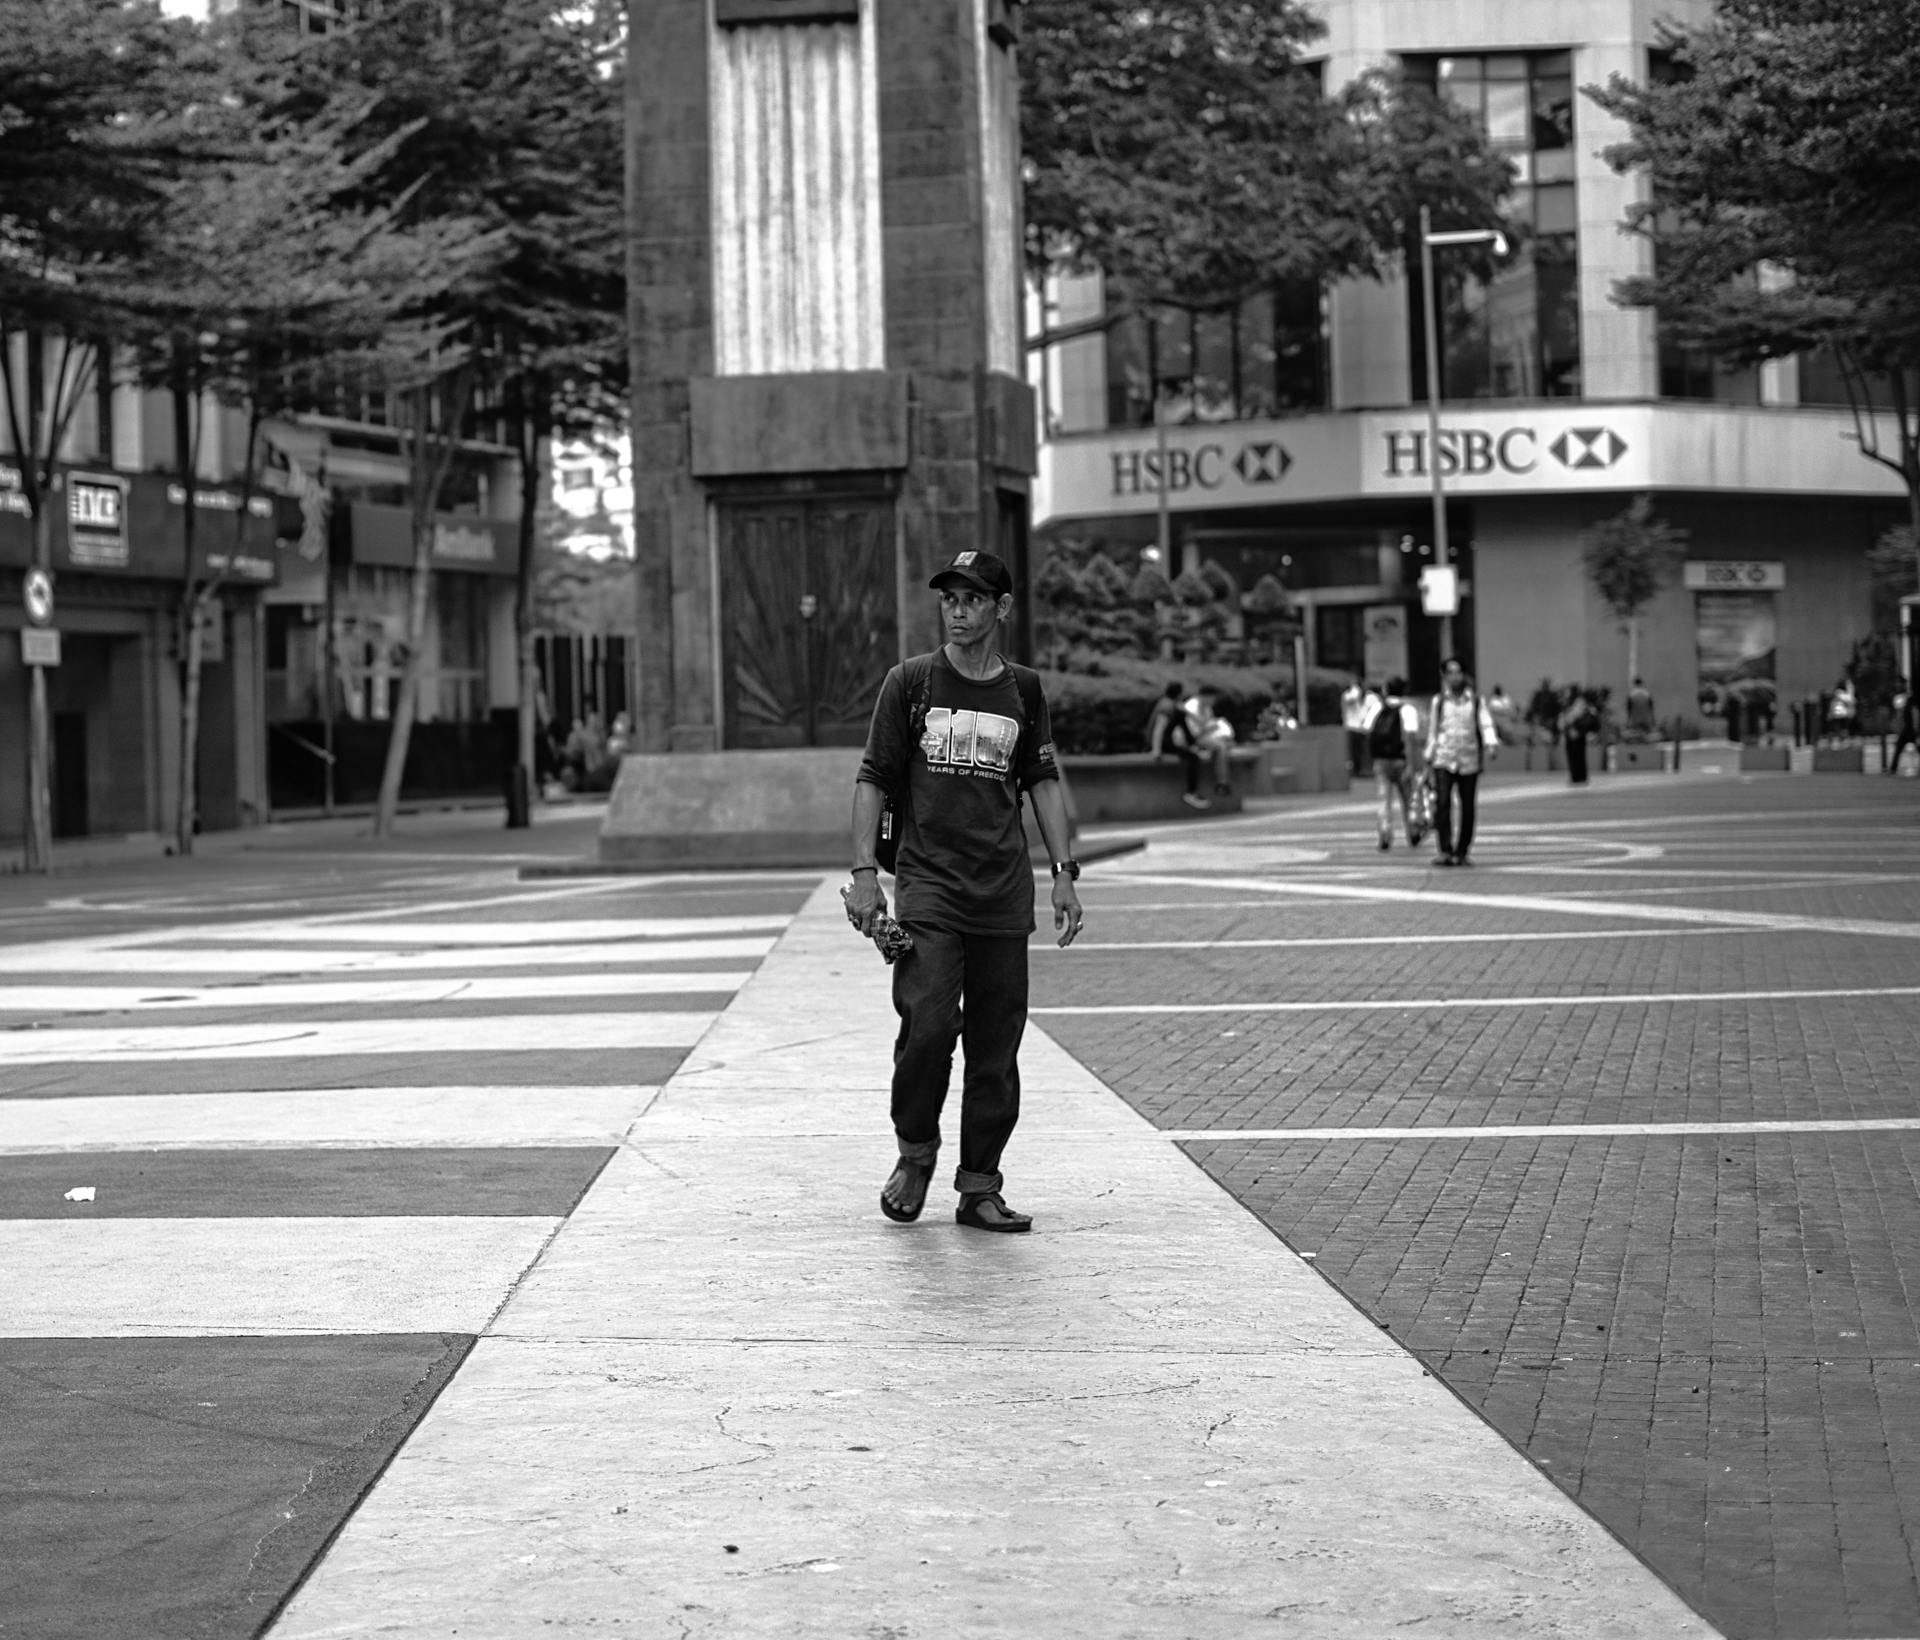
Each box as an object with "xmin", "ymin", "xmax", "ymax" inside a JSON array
[{"xmin": 891, "ymin": 924, "xmax": 1028, "ymax": 1197}]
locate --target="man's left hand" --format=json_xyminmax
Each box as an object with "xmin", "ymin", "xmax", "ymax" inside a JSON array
[{"xmin": 1052, "ymin": 876, "xmax": 1084, "ymax": 948}]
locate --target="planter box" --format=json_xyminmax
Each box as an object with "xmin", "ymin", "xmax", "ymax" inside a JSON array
[
  {"xmin": 1812, "ymin": 745, "xmax": 1864, "ymax": 773},
  {"xmin": 1739, "ymin": 745, "xmax": 1792, "ymax": 772},
  {"xmin": 1611, "ymin": 743, "xmax": 1666, "ymax": 773}
]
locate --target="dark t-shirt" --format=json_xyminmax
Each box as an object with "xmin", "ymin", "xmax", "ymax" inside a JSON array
[{"xmin": 856, "ymin": 649, "xmax": 1059, "ymax": 935}]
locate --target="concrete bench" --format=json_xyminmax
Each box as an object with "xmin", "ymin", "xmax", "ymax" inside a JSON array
[{"xmin": 1061, "ymin": 749, "xmax": 1266, "ymax": 822}]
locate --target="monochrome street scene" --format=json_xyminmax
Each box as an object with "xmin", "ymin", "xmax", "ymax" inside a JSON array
[{"xmin": 4, "ymin": 0, "xmax": 1920, "ymax": 1635}]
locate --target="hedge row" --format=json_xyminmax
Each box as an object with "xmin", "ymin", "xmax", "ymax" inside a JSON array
[{"xmin": 1035, "ymin": 652, "xmax": 1353, "ymax": 755}]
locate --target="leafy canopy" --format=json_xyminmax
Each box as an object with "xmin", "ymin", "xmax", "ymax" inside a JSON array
[
  {"xmin": 1021, "ymin": 0, "xmax": 1513, "ymax": 308},
  {"xmin": 1589, "ymin": 0, "xmax": 1920, "ymax": 533}
]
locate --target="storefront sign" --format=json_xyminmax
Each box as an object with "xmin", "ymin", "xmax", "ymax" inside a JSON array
[
  {"xmin": 1379, "ymin": 423, "xmax": 1628, "ymax": 480},
  {"xmin": 1109, "ymin": 439, "xmax": 1294, "ymax": 497},
  {"xmin": 0, "ymin": 465, "xmax": 29, "ymax": 518},
  {"xmin": 20, "ymin": 626, "xmax": 60, "ymax": 667},
  {"xmin": 1683, "ymin": 560, "xmax": 1785, "ymax": 590},
  {"xmin": 346, "ymin": 503, "xmax": 520, "ymax": 576},
  {"xmin": 432, "ymin": 520, "xmax": 502, "ymax": 565},
  {"xmin": 68, "ymin": 473, "xmax": 130, "ymax": 568}
]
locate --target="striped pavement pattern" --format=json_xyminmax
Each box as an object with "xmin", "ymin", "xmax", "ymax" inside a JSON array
[{"xmin": 0, "ymin": 882, "xmax": 810, "ymax": 1640}]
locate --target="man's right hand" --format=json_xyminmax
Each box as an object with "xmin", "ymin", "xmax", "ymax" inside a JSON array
[{"xmin": 845, "ymin": 870, "xmax": 887, "ymax": 936}]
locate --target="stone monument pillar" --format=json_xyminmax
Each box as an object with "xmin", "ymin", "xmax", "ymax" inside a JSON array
[{"xmin": 625, "ymin": 0, "xmax": 1035, "ymax": 761}]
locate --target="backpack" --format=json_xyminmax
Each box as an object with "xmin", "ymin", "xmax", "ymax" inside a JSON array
[
  {"xmin": 1367, "ymin": 699, "xmax": 1407, "ymax": 761},
  {"xmin": 875, "ymin": 653, "xmax": 1046, "ymax": 874}
]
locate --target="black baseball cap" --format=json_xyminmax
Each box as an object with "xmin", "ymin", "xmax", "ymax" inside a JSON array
[{"xmin": 929, "ymin": 549, "xmax": 1013, "ymax": 598}]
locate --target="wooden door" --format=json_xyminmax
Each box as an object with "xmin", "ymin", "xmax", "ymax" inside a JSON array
[{"xmin": 719, "ymin": 498, "xmax": 896, "ymax": 749}]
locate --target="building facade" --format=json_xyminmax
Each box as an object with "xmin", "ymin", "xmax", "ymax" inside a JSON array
[
  {"xmin": 1030, "ymin": 0, "xmax": 1907, "ymax": 721},
  {"xmin": 1, "ymin": 349, "xmax": 280, "ymax": 847}
]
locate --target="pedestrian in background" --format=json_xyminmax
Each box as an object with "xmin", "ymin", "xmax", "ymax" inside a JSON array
[
  {"xmin": 1827, "ymin": 675, "xmax": 1858, "ymax": 743},
  {"xmin": 1889, "ymin": 684, "xmax": 1917, "ymax": 775},
  {"xmin": 1366, "ymin": 675, "xmax": 1424, "ymax": 850},
  {"xmin": 1182, "ymin": 684, "xmax": 1236, "ymax": 803},
  {"xmin": 1342, "ymin": 674, "xmax": 1377, "ymax": 777},
  {"xmin": 1425, "ymin": 658, "xmax": 1497, "ymax": 867},
  {"xmin": 848, "ymin": 548, "xmax": 1082, "ymax": 1235},
  {"xmin": 1561, "ymin": 686, "xmax": 1597, "ymax": 786},
  {"xmin": 1625, "ymin": 676, "xmax": 1656, "ymax": 739},
  {"xmin": 1145, "ymin": 681, "xmax": 1206, "ymax": 808}
]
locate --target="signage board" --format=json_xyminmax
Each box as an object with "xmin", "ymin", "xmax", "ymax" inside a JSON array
[
  {"xmin": 20, "ymin": 626, "xmax": 60, "ymax": 667},
  {"xmin": 1418, "ymin": 565, "xmax": 1460, "ymax": 616},
  {"xmin": 1683, "ymin": 560, "xmax": 1786, "ymax": 591},
  {"xmin": 68, "ymin": 472, "xmax": 130, "ymax": 568},
  {"xmin": 23, "ymin": 567, "xmax": 53, "ymax": 625},
  {"xmin": 714, "ymin": 0, "xmax": 859, "ymax": 22}
]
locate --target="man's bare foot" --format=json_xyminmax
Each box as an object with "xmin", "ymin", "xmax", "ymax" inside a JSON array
[{"xmin": 880, "ymin": 1158, "xmax": 932, "ymax": 1223}]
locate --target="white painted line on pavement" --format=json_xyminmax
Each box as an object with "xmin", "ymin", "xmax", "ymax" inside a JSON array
[
  {"xmin": 0, "ymin": 1011, "xmax": 717, "ymax": 1064},
  {"xmin": 0, "ymin": 971, "xmax": 752, "ymax": 1016},
  {"xmin": 0, "ymin": 1086, "xmax": 656, "ymax": 1153},
  {"xmin": 0, "ymin": 935, "xmax": 778, "ymax": 975},
  {"xmin": 1165, "ymin": 1119, "xmax": 1920, "ymax": 1141},
  {"xmin": 0, "ymin": 1217, "xmax": 560, "ymax": 1336},
  {"xmin": 1053, "ymin": 927, "xmax": 1742, "ymax": 953},
  {"xmin": 190, "ymin": 916, "xmax": 792, "ymax": 944},
  {"xmin": 1111, "ymin": 870, "xmax": 1920, "ymax": 940},
  {"xmin": 1035, "ymin": 983, "xmax": 1920, "ymax": 1016}
]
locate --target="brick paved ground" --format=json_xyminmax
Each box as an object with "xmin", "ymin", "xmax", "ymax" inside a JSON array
[{"xmin": 1037, "ymin": 772, "xmax": 1920, "ymax": 1639}]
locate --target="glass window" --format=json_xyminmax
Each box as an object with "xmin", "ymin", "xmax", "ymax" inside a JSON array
[
  {"xmin": 1535, "ymin": 183, "xmax": 1577, "ymax": 236},
  {"xmin": 1273, "ymin": 281, "xmax": 1326, "ymax": 413},
  {"xmin": 1485, "ymin": 79, "xmax": 1530, "ymax": 146},
  {"xmin": 1236, "ymin": 291, "xmax": 1278, "ymax": 420},
  {"xmin": 1405, "ymin": 48, "xmax": 1583, "ymax": 402},
  {"xmin": 1532, "ymin": 72, "xmax": 1574, "ymax": 150},
  {"xmin": 1193, "ymin": 309, "xmax": 1236, "ymax": 421},
  {"xmin": 1104, "ymin": 311, "xmax": 1151, "ymax": 428},
  {"xmin": 1152, "ymin": 305, "xmax": 1195, "ymax": 419}
]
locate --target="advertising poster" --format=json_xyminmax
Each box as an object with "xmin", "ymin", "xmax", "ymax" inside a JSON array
[
  {"xmin": 1362, "ymin": 604, "xmax": 1409, "ymax": 684},
  {"xmin": 1695, "ymin": 590, "xmax": 1777, "ymax": 717}
]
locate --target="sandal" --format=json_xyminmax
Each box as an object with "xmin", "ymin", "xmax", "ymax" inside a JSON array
[
  {"xmin": 880, "ymin": 1157, "xmax": 933, "ymax": 1223},
  {"xmin": 955, "ymin": 1191, "xmax": 1032, "ymax": 1234}
]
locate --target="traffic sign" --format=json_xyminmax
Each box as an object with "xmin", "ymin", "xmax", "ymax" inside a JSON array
[
  {"xmin": 21, "ymin": 627, "xmax": 60, "ymax": 667},
  {"xmin": 22, "ymin": 567, "xmax": 52, "ymax": 625}
]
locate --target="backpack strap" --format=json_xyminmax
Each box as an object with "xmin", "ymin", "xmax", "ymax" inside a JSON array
[
  {"xmin": 896, "ymin": 651, "xmax": 936, "ymax": 774},
  {"xmin": 1007, "ymin": 660, "xmax": 1046, "ymax": 747}
]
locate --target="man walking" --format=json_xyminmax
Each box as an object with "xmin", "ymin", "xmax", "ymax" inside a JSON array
[
  {"xmin": 847, "ymin": 549, "xmax": 1083, "ymax": 1234},
  {"xmin": 1366, "ymin": 675, "xmax": 1423, "ymax": 850},
  {"xmin": 1425, "ymin": 657, "xmax": 1497, "ymax": 867}
]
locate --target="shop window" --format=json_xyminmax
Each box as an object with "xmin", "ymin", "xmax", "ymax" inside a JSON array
[
  {"xmin": 1315, "ymin": 604, "xmax": 1364, "ymax": 673},
  {"xmin": 1406, "ymin": 51, "xmax": 1583, "ymax": 402}
]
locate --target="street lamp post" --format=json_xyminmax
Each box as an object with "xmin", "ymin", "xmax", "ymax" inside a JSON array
[{"xmin": 1417, "ymin": 205, "xmax": 1507, "ymax": 663}]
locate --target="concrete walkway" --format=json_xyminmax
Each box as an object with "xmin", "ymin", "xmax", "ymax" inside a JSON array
[{"xmin": 270, "ymin": 879, "xmax": 1715, "ymax": 1638}]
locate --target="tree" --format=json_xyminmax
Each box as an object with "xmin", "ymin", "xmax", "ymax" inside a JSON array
[
  {"xmin": 0, "ymin": 0, "xmax": 206, "ymax": 869},
  {"xmin": 1589, "ymin": 0, "xmax": 1920, "ymax": 583},
  {"xmin": 286, "ymin": 0, "xmax": 623, "ymax": 835},
  {"xmin": 1022, "ymin": 0, "xmax": 1512, "ymax": 314},
  {"xmin": 1580, "ymin": 495, "xmax": 1689, "ymax": 687},
  {"xmin": 112, "ymin": 29, "xmax": 469, "ymax": 855}
]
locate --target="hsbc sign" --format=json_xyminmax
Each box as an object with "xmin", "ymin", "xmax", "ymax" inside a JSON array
[
  {"xmin": 1382, "ymin": 422, "xmax": 1630, "ymax": 480},
  {"xmin": 1110, "ymin": 438, "xmax": 1294, "ymax": 497}
]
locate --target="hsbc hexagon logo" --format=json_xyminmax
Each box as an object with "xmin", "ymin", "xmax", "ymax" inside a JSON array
[
  {"xmin": 1234, "ymin": 441, "xmax": 1291, "ymax": 485},
  {"xmin": 1550, "ymin": 427, "xmax": 1628, "ymax": 471}
]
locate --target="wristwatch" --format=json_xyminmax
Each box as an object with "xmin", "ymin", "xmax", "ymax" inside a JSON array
[{"xmin": 1051, "ymin": 859, "xmax": 1080, "ymax": 880}]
